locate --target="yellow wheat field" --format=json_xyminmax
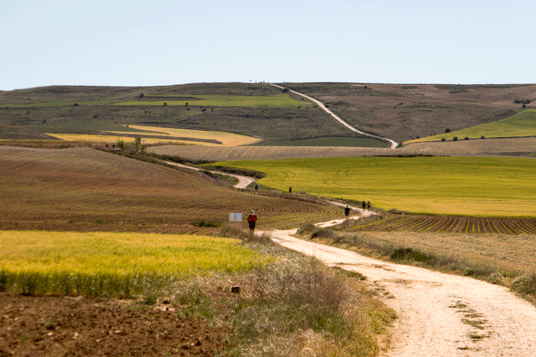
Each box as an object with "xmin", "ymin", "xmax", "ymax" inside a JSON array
[
  {"xmin": 45, "ymin": 133, "xmax": 194, "ymax": 145},
  {"xmin": 111, "ymin": 125, "xmax": 262, "ymax": 146},
  {"xmin": 46, "ymin": 125, "xmax": 261, "ymax": 147}
]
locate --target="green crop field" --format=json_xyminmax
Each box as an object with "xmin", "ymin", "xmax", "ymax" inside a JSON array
[
  {"xmin": 409, "ymin": 109, "xmax": 536, "ymax": 143},
  {"xmin": 117, "ymin": 94, "xmax": 308, "ymax": 109},
  {"xmin": 215, "ymin": 156, "xmax": 536, "ymax": 217},
  {"xmin": 0, "ymin": 230, "xmax": 271, "ymax": 296},
  {"xmin": 254, "ymin": 136, "xmax": 390, "ymax": 148},
  {"xmin": 1, "ymin": 94, "xmax": 306, "ymax": 109}
]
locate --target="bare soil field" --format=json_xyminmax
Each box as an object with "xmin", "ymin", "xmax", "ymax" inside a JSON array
[
  {"xmin": 0, "ymin": 292, "xmax": 229, "ymax": 357},
  {"xmin": 354, "ymin": 213, "xmax": 536, "ymax": 235},
  {"xmin": 0, "ymin": 146, "xmax": 342, "ymax": 234}
]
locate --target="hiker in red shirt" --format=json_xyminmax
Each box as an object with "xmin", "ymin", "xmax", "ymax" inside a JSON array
[{"xmin": 247, "ymin": 210, "xmax": 258, "ymax": 234}]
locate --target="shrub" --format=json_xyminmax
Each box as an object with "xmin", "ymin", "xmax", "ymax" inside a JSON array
[
  {"xmin": 441, "ymin": 138, "xmax": 446, "ymax": 142},
  {"xmin": 282, "ymin": 88, "xmax": 289, "ymax": 93},
  {"xmin": 192, "ymin": 219, "xmax": 221, "ymax": 228},
  {"xmin": 481, "ymin": 136, "xmax": 485, "ymax": 139},
  {"xmin": 445, "ymin": 128, "xmax": 451, "ymax": 133},
  {"xmin": 116, "ymin": 140, "xmax": 126, "ymax": 150},
  {"xmin": 464, "ymin": 137, "xmax": 470, "ymax": 140},
  {"xmin": 311, "ymin": 227, "xmax": 335, "ymax": 239},
  {"xmin": 511, "ymin": 274, "xmax": 536, "ymax": 295},
  {"xmin": 453, "ymin": 136, "xmax": 458, "ymax": 141},
  {"xmin": 297, "ymin": 223, "xmax": 316, "ymax": 235}
]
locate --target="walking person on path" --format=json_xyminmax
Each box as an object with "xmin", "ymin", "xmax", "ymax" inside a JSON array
[
  {"xmin": 362, "ymin": 200, "xmax": 366, "ymax": 210},
  {"xmin": 344, "ymin": 205, "xmax": 351, "ymax": 218},
  {"xmin": 247, "ymin": 210, "xmax": 258, "ymax": 234}
]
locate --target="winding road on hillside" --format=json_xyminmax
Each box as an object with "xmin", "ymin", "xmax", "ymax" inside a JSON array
[
  {"xmin": 163, "ymin": 161, "xmax": 256, "ymax": 189},
  {"xmin": 268, "ymin": 218, "xmax": 536, "ymax": 357},
  {"xmin": 269, "ymin": 83, "xmax": 398, "ymax": 149}
]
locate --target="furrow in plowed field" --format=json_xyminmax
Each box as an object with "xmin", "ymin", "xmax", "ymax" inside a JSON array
[
  {"xmin": 0, "ymin": 147, "xmax": 342, "ymax": 233},
  {"xmin": 354, "ymin": 214, "xmax": 536, "ymax": 235}
]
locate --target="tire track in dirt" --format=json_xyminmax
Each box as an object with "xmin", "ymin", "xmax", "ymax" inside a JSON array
[{"xmin": 269, "ymin": 224, "xmax": 536, "ymax": 356}]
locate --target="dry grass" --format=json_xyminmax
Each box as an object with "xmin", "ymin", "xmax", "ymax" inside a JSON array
[
  {"xmin": 313, "ymin": 227, "xmax": 536, "ymax": 302},
  {"xmin": 358, "ymin": 231, "xmax": 536, "ymax": 275},
  {"xmin": 200, "ymin": 242, "xmax": 396, "ymax": 357}
]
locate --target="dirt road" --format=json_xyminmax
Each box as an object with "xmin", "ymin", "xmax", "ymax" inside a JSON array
[
  {"xmin": 269, "ymin": 222, "xmax": 536, "ymax": 356},
  {"xmin": 269, "ymin": 83, "xmax": 398, "ymax": 149},
  {"xmin": 163, "ymin": 161, "xmax": 256, "ymax": 189}
]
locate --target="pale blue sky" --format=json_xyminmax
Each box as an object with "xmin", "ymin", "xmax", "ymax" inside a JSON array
[{"xmin": 1, "ymin": 0, "xmax": 535, "ymax": 90}]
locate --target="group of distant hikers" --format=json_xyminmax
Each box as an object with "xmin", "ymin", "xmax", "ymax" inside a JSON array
[
  {"xmin": 344, "ymin": 200, "xmax": 371, "ymax": 218},
  {"xmin": 247, "ymin": 200, "xmax": 370, "ymax": 235}
]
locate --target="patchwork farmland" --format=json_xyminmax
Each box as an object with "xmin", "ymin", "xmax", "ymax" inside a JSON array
[{"xmin": 2, "ymin": 81, "xmax": 536, "ymax": 357}]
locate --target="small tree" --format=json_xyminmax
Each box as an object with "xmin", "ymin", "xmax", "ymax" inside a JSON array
[
  {"xmin": 134, "ymin": 137, "xmax": 142, "ymax": 152},
  {"xmin": 116, "ymin": 140, "xmax": 126, "ymax": 150}
]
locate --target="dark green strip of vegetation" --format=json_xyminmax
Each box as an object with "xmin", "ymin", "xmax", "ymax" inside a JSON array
[{"xmin": 255, "ymin": 136, "xmax": 390, "ymax": 148}]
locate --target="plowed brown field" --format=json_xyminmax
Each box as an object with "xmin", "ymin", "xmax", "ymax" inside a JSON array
[
  {"xmin": 354, "ymin": 213, "xmax": 536, "ymax": 235},
  {"xmin": 0, "ymin": 146, "xmax": 341, "ymax": 234}
]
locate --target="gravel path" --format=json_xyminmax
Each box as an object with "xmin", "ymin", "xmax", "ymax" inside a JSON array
[
  {"xmin": 269, "ymin": 220, "xmax": 536, "ymax": 356},
  {"xmin": 269, "ymin": 83, "xmax": 398, "ymax": 149},
  {"xmin": 163, "ymin": 161, "xmax": 256, "ymax": 189}
]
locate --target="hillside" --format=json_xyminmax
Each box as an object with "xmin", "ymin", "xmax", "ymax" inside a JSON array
[
  {"xmin": 0, "ymin": 83, "xmax": 351, "ymax": 143},
  {"xmin": 1, "ymin": 82, "xmax": 535, "ymax": 145},
  {"xmin": 0, "ymin": 146, "xmax": 341, "ymax": 233},
  {"xmin": 282, "ymin": 83, "xmax": 536, "ymax": 142}
]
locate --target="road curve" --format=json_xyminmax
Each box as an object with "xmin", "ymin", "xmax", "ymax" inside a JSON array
[
  {"xmin": 163, "ymin": 161, "xmax": 256, "ymax": 189},
  {"xmin": 269, "ymin": 83, "xmax": 398, "ymax": 149},
  {"xmin": 268, "ymin": 222, "xmax": 536, "ymax": 357}
]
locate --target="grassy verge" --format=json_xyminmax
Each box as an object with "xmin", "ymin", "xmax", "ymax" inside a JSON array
[
  {"xmin": 0, "ymin": 228, "xmax": 395, "ymax": 356},
  {"xmin": 192, "ymin": 231, "xmax": 395, "ymax": 357},
  {"xmin": 297, "ymin": 222, "xmax": 536, "ymax": 305}
]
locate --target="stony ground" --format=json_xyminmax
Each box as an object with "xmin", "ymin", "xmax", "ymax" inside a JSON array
[{"xmin": 0, "ymin": 293, "xmax": 229, "ymax": 357}]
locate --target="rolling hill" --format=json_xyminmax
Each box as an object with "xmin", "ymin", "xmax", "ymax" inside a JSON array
[
  {"xmin": 0, "ymin": 146, "xmax": 341, "ymax": 233},
  {"xmin": 2, "ymin": 82, "xmax": 535, "ymax": 146}
]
